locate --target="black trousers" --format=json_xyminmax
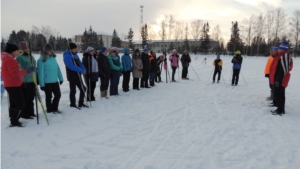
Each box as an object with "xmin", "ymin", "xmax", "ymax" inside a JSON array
[
  {"xmin": 85, "ymin": 79, "xmax": 96, "ymax": 101},
  {"xmin": 182, "ymin": 67, "xmax": 188, "ymax": 78},
  {"xmin": 141, "ymin": 70, "xmax": 149, "ymax": 87},
  {"xmin": 273, "ymin": 86, "xmax": 285, "ymax": 112},
  {"xmin": 122, "ymin": 71, "xmax": 131, "ymax": 91},
  {"xmin": 44, "ymin": 82, "xmax": 61, "ymax": 112},
  {"xmin": 100, "ymin": 76, "xmax": 109, "ymax": 91},
  {"xmin": 133, "ymin": 78, "xmax": 140, "ymax": 89},
  {"xmin": 21, "ymin": 82, "xmax": 36, "ymax": 117},
  {"xmin": 69, "ymin": 80, "xmax": 85, "ymax": 106},
  {"xmin": 6, "ymin": 87, "xmax": 25, "ymax": 123},
  {"xmin": 213, "ymin": 69, "xmax": 221, "ymax": 81},
  {"xmin": 171, "ymin": 66, "xmax": 177, "ymax": 81},
  {"xmin": 155, "ymin": 72, "xmax": 161, "ymax": 82},
  {"xmin": 231, "ymin": 69, "xmax": 240, "ymax": 85}
]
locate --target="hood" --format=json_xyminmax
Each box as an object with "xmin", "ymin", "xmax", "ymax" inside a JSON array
[
  {"xmin": 1, "ymin": 52, "xmax": 14, "ymax": 60},
  {"xmin": 123, "ymin": 48, "xmax": 129, "ymax": 55}
]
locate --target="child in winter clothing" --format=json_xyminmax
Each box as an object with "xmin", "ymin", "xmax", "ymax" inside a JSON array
[
  {"xmin": 169, "ymin": 49, "xmax": 180, "ymax": 82},
  {"xmin": 97, "ymin": 46, "xmax": 110, "ymax": 98},
  {"xmin": 108, "ymin": 48, "xmax": 123, "ymax": 96},
  {"xmin": 38, "ymin": 43, "xmax": 64, "ymax": 113},
  {"xmin": 132, "ymin": 49, "xmax": 143, "ymax": 90},
  {"xmin": 121, "ymin": 48, "xmax": 132, "ymax": 92},
  {"xmin": 16, "ymin": 41, "xmax": 37, "ymax": 119},
  {"xmin": 82, "ymin": 47, "xmax": 99, "ymax": 101},
  {"xmin": 1, "ymin": 43, "xmax": 35, "ymax": 127},
  {"xmin": 180, "ymin": 50, "xmax": 191, "ymax": 79},
  {"xmin": 231, "ymin": 51, "xmax": 243, "ymax": 85},
  {"xmin": 212, "ymin": 55, "xmax": 223, "ymax": 83}
]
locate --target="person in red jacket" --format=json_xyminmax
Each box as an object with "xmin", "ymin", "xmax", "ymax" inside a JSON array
[
  {"xmin": 1, "ymin": 43, "xmax": 35, "ymax": 127},
  {"xmin": 269, "ymin": 42, "xmax": 293, "ymax": 116}
]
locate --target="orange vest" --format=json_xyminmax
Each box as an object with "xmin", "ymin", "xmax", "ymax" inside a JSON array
[{"xmin": 264, "ymin": 56, "xmax": 273, "ymax": 75}]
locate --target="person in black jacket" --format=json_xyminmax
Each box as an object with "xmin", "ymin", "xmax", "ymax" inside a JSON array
[
  {"xmin": 149, "ymin": 51, "xmax": 158, "ymax": 86},
  {"xmin": 97, "ymin": 46, "xmax": 110, "ymax": 99},
  {"xmin": 212, "ymin": 55, "xmax": 223, "ymax": 83},
  {"xmin": 140, "ymin": 48, "xmax": 151, "ymax": 88},
  {"xmin": 180, "ymin": 50, "xmax": 191, "ymax": 79},
  {"xmin": 82, "ymin": 47, "xmax": 98, "ymax": 101},
  {"xmin": 231, "ymin": 50, "xmax": 243, "ymax": 86},
  {"xmin": 155, "ymin": 55, "xmax": 164, "ymax": 83}
]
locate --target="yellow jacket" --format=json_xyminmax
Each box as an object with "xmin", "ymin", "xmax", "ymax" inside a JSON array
[
  {"xmin": 264, "ymin": 56, "xmax": 273, "ymax": 75},
  {"xmin": 213, "ymin": 59, "xmax": 223, "ymax": 66}
]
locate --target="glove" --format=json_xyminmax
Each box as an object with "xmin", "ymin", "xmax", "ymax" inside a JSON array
[
  {"xmin": 275, "ymin": 81, "xmax": 280, "ymax": 87},
  {"xmin": 28, "ymin": 67, "xmax": 35, "ymax": 73},
  {"xmin": 40, "ymin": 87, "xmax": 45, "ymax": 91},
  {"xmin": 265, "ymin": 74, "xmax": 269, "ymax": 78},
  {"xmin": 60, "ymin": 81, "xmax": 63, "ymax": 85}
]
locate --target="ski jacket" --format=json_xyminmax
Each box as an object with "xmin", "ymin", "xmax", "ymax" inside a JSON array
[
  {"xmin": 132, "ymin": 54, "xmax": 143, "ymax": 78},
  {"xmin": 63, "ymin": 50, "xmax": 86, "ymax": 81},
  {"xmin": 97, "ymin": 53, "xmax": 111, "ymax": 78},
  {"xmin": 121, "ymin": 48, "xmax": 132, "ymax": 72},
  {"xmin": 1, "ymin": 52, "xmax": 28, "ymax": 87},
  {"xmin": 82, "ymin": 53, "xmax": 99, "ymax": 82},
  {"xmin": 231, "ymin": 54, "xmax": 243, "ymax": 69},
  {"xmin": 269, "ymin": 51, "xmax": 293, "ymax": 88},
  {"xmin": 37, "ymin": 55, "xmax": 63, "ymax": 87},
  {"xmin": 149, "ymin": 55, "xmax": 158, "ymax": 73},
  {"xmin": 180, "ymin": 54, "xmax": 191, "ymax": 68},
  {"xmin": 264, "ymin": 55, "xmax": 274, "ymax": 76},
  {"xmin": 213, "ymin": 59, "xmax": 223, "ymax": 71},
  {"xmin": 108, "ymin": 54, "xmax": 123, "ymax": 76},
  {"xmin": 16, "ymin": 53, "xmax": 37, "ymax": 83},
  {"xmin": 169, "ymin": 53, "xmax": 180, "ymax": 67},
  {"xmin": 141, "ymin": 52, "xmax": 151, "ymax": 71}
]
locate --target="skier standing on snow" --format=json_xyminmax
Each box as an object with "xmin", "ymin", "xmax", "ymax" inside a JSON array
[
  {"xmin": 140, "ymin": 48, "xmax": 151, "ymax": 88},
  {"xmin": 63, "ymin": 43, "xmax": 88, "ymax": 109},
  {"xmin": 155, "ymin": 55, "xmax": 164, "ymax": 83},
  {"xmin": 16, "ymin": 41, "xmax": 37, "ymax": 119},
  {"xmin": 38, "ymin": 43, "xmax": 64, "ymax": 114},
  {"xmin": 149, "ymin": 51, "xmax": 158, "ymax": 87},
  {"xmin": 269, "ymin": 42, "xmax": 293, "ymax": 116},
  {"xmin": 212, "ymin": 55, "xmax": 223, "ymax": 83},
  {"xmin": 180, "ymin": 50, "xmax": 191, "ymax": 80},
  {"xmin": 169, "ymin": 49, "xmax": 180, "ymax": 82},
  {"xmin": 108, "ymin": 48, "xmax": 123, "ymax": 96},
  {"xmin": 264, "ymin": 47, "xmax": 276, "ymax": 100},
  {"xmin": 132, "ymin": 49, "xmax": 143, "ymax": 90},
  {"xmin": 82, "ymin": 47, "xmax": 98, "ymax": 101},
  {"xmin": 231, "ymin": 50, "xmax": 243, "ymax": 86},
  {"xmin": 121, "ymin": 48, "xmax": 132, "ymax": 92},
  {"xmin": 1, "ymin": 43, "xmax": 35, "ymax": 127},
  {"xmin": 97, "ymin": 46, "xmax": 110, "ymax": 99}
]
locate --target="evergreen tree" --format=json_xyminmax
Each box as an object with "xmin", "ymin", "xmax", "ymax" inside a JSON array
[
  {"xmin": 1, "ymin": 38, "xmax": 6, "ymax": 52},
  {"xmin": 200, "ymin": 22, "xmax": 211, "ymax": 54},
  {"xmin": 8, "ymin": 30, "xmax": 18, "ymax": 45},
  {"xmin": 48, "ymin": 35, "xmax": 56, "ymax": 50},
  {"xmin": 82, "ymin": 26, "xmax": 100, "ymax": 50},
  {"xmin": 168, "ymin": 42, "xmax": 175, "ymax": 52},
  {"xmin": 227, "ymin": 21, "xmax": 243, "ymax": 53},
  {"xmin": 111, "ymin": 29, "xmax": 121, "ymax": 47},
  {"xmin": 127, "ymin": 28, "xmax": 134, "ymax": 49},
  {"xmin": 141, "ymin": 24, "xmax": 148, "ymax": 48},
  {"xmin": 99, "ymin": 37, "xmax": 104, "ymax": 48}
]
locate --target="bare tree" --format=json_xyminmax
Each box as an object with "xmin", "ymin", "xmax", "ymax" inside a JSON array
[
  {"xmin": 167, "ymin": 15, "xmax": 175, "ymax": 40},
  {"xmin": 274, "ymin": 7, "xmax": 287, "ymax": 43},
  {"xmin": 190, "ymin": 20, "xmax": 203, "ymax": 41},
  {"xmin": 254, "ymin": 13, "xmax": 266, "ymax": 56},
  {"xmin": 32, "ymin": 25, "xmax": 60, "ymax": 42},
  {"xmin": 290, "ymin": 10, "xmax": 300, "ymax": 57},
  {"xmin": 265, "ymin": 10, "xmax": 275, "ymax": 45},
  {"xmin": 159, "ymin": 20, "xmax": 167, "ymax": 51},
  {"xmin": 212, "ymin": 24, "xmax": 222, "ymax": 41},
  {"xmin": 173, "ymin": 22, "xmax": 182, "ymax": 41},
  {"xmin": 147, "ymin": 25, "xmax": 157, "ymax": 41},
  {"xmin": 243, "ymin": 15, "xmax": 255, "ymax": 55}
]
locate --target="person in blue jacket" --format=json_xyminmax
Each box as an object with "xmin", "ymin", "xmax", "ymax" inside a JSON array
[
  {"xmin": 63, "ymin": 43, "xmax": 88, "ymax": 109},
  {"xmin": 231, "ymin": 50, "xmax": 243, "ymax": 86},
  {"xmin": 121, "ymin": 48, "xmax": 132, "ymax": 92},
  {"xmin": 38, "ymin": 43, "xmax": 63, "ymax": 113}
]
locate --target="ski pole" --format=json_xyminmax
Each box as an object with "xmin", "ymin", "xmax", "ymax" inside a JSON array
[
  {"xmin": 207, "ymin": 67, "xmax": 214, "ymax": 84},
  {"xmin": 241, "ymin": 70, "xmax": 247, "ymax": 86},
  {"xmin": 35, "ymin": 95, "xmax": 39, "ymax": 124},
  {"xmin": 88, "ymin": 56, "xmax": 91, "ymax": 107},
  {"xmin": 190, "ymin": 65, "xmax": 200, "ymax": 80}
]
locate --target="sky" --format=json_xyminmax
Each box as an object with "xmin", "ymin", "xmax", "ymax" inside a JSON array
[{"xmin": 1, "ymin": 0, "xmax": 299, "ymax": 42}]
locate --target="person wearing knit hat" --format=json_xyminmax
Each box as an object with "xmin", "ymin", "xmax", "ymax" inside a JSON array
[
  {"xmin": 16, "ymin": 41, "xmax": 38, "ymax": 119},
  {"xmin": 212, "ymin": 55, "xmax": 223, "ymax": 83},
  {"xmin": 231, "ymin": 50, "xmax": 243, "ymax": 86},
  {"xmin": 82, "ymin": 46, "xmax": 98, "ymax": 101},
  {"xmin": 169, "ymin": 49, "xmax": 180, "ymax": 82},
  {"xmin": 121, "ymin": 48, "xmax": 132, "ymax": 91},
  {"xmin": 140, "ymin": 47, "xmax": 151, "ymax": 88},
  {"xmin": 63, "ymin": 42, "xmax": 87, "ymax": 109},
  {"xmin": 132, "ymin": 49, "xmax": 143, "ymax": 90},
  {"xmin": 269, "ymin": 41, "xmax": 293, "ymax": 116},
  {"xmin": 97, "ymin": 46, "xmax": 110, "ymax": 98},
  {"xmin": 180, "ymin": 50, "xmax": 191, "ymax": 80},
  {"xmin": 107, "ymin": 47, "xmax": 123, "ymax": 96},
  {"xmin": 37, "ymin": 43, "xmax": 64, "ymax": 114},
  {"xmin": 2, "ymin": 42, "xmax": 35, "ymax": 127}
]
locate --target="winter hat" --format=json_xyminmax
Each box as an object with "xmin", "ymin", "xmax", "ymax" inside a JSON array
[
  {"xmin": 5, "ymin": 42, "xmax": 19, "ymax": 53},
  {"xmin": 43, "ymin": 43, "xmax": 53, "ymax": 52},
  {"xmin": 217, "ymin": 55, "xmax": 220, "ymax": 59},
  {"xmin": 109, "ymin": 48, "xmax": 116, "ymax": 53},
  {"xmin": 86, "ymin": 47, "xmax": 94, "ymax": 53},
  {"xmin": 270, "ymin": 47, "xmax": 278, "ymax": 51},
  {"xmin": 69, "ymin": 43, "xmax": 77, "ymax": 49},
  {"xmin": 278, "ymin": 41, "xmax": 289, "ymax": 51},
  {"xmin": 18, "ymin": 41, "xmax": 28, "ymax": 50},
  {"xmin": 143, "ymin": 47, "xmax": 148, "ymax": 52},
  {"xmin": 100, "ymin": 46, "xmax": 107, "ymax": 53},
  {"xmin": 236, "ymin": 50, "xmax": 241, "ymax": 55},
  {"xmin": 173, "ymin": 49, "xmax": 177, "ymax": 52}
]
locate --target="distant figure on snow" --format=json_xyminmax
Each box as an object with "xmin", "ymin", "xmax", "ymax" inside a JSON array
[
  {"xmin": 231, "ymin": 50, "xmax": 243, "ymax": 86},
  {"xmin": 212, "ymin": 55, "xmax": 223, "ymax": 83}
]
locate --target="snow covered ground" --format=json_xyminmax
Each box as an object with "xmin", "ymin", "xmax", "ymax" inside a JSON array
[{"xmin": 1, "ymin": 54, "xmax": 300, "ymax": 169}]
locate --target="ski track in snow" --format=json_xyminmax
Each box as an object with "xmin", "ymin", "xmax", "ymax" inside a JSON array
[{"xmin": 1, "ymin": 54, "xmax": 300, "ymax": 169}]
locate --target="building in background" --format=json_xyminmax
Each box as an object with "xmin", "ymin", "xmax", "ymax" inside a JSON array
[{"xmin": 74, "ymin": 31, "xmax": 113, "ymax": 52}]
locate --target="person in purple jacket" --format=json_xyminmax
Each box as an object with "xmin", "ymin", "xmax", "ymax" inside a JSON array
[{"xmin": 169, "ymin": 49, "xmax": 180, "ymax": 82}]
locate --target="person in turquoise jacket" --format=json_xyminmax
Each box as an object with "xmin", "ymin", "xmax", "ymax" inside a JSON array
[
  {"xmin": 38, "ymin": 43, "xmax": 63, "ymax": 114},
  {"xmin": 108, "ymin": 48, "xmax": 123, "ymax": 96},
  {"xmin": 121, "ymin": 48, "xmax": 132, "ymax": 92},
  {"xmin": 16, "ymin": 41, "xmax": 37, "ymax": 119}
]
